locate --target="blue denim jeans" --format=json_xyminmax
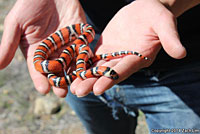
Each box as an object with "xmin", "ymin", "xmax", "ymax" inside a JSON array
[{"xmin": 66, "ymin": 62, "xmax": 200, "ymax": 134}]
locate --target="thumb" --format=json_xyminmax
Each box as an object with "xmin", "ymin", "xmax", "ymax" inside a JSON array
[
  {"xmin": 0, "ymin": 16, "xmax": 21, "ymax": 69},
  {"xmin": 155, "ymin": 12, "xmax": 186, "ymax": 59}
]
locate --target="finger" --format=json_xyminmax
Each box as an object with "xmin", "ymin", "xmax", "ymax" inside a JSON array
[
  {"xmin": 93, "ymin": 55, "xmax": 145, "ymax": 95},
  {"xmin": 0, "ymin": 17, "xmax": 21, "ymax": 69},
  {"xmin": 71, "ymin": 77, "xmax": 97, "ymax": 97},
  {"xmin": 27, "ymin": 52, "xmax": 51, "ymax": 94},
  {"xmin": 70, "ymin": 78, "xmax": 82, "ymax": 94},
  {"xmin": 52, "ymin": 86, "xmax": 68, "ymax": 98},
  {"xmin": 93, "ymin": 77, "xmax": 114, "ymax": 95},
  {"xmin": 91, "ymin": 59, "xmax": 120, "ymax": 95},
  {"xmin": 154, "ymin": 11, "xmax": 186, "ymax": 59}
]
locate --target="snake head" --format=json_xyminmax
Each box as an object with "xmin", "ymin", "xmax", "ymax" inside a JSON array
[
  {"xmin": 109, "ymin": 70, "xmax": 119, "ymax": 80},
  {"xmin": 102, "ymin": 67, "xmax": 119, "ymax": 80}
]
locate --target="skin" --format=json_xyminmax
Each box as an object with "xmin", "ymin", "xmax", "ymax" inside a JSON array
[{"xmin": 0, "ymin": 0, "xmax": 199, "ymax": 98}]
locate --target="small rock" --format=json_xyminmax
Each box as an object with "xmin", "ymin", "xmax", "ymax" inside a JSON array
[
  {"xmin": 2, "ymin": 89, "xmax": 9, "ymax": 95},
  {"xmin": 34, "ymin": 96, "xmax": 61, "ymax": 117}
]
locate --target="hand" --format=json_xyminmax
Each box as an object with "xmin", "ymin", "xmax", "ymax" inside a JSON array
[
  {"xmin": 0, "ymin": 0, "xmax": 86, "ymax": 97},
  {"xmin": 70, "ymin": 0, "xmax": 186, "ymax": 97}
]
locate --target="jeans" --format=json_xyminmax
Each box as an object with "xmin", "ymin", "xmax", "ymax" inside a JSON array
[{"xmin": 66, "ymin": 61, "xmax": 200, "ymax": 134}]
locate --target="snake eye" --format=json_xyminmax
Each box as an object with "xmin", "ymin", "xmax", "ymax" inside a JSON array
[
  {"xmin": 110, "ymin": 70, "xmax": 119, "ymax": 80},
  {"xmin": 110, "ymin": 70, "xmax": 116, "ymax": 75}
]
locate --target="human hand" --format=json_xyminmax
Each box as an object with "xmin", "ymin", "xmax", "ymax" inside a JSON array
[
  {"xmin": 70, "ymin": 0, "xmax": 186, "ymax": 97},
  {"xmin": 0, "ymin": 0, "xmax": 86, "ymax": 97}
]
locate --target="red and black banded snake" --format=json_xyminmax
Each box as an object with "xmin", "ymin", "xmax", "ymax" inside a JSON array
[{"xmin": 33, "ymin": 23, "xmax": 149, "ymax": 88}]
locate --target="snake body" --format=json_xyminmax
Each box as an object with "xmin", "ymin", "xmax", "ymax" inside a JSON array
[{"xmin": 33, "ymin": 23, "xmax": 149, "ymax": 88}]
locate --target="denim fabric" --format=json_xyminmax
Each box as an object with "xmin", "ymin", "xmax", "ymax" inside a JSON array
[{"xmin": 66, "ymin": 62, "xmax": 200, "ymax": 134}]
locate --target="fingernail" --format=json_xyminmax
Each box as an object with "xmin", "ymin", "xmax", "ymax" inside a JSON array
[
  {"xmin": 77, "ymin": 94, "xmax": 87, "ymax": 98},
  {"xmin": 94, "ymin": 92, "xmax": 103, "ymax": 96}
]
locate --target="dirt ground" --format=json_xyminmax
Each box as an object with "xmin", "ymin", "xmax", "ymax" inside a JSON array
[{"xmin": 0, "ymin": 0, "xmax": 148, "ymax": 133}]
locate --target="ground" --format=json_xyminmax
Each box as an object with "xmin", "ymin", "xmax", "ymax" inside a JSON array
[{"xmin": 0, "ymin": 0, "xmax": 148, "ymax": 133}]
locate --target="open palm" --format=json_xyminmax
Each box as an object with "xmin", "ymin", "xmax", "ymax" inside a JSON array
[
  {"xmin": 70, "ymin": 0, "xmax": 186, "ymax": 97},
  {"xmin": 0, "ymin": 0, "xmax": 86, "ymax": 97}
]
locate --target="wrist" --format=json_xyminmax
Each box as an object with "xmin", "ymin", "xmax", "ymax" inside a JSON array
[{"xmin": 160, "ymin": 0, "xmax": 200, "ymax": 17}]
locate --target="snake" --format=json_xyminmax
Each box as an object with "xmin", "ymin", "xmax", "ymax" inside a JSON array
[{"xmin": 33, "ymin": 23, "xmax": 149, "ymax": 88}]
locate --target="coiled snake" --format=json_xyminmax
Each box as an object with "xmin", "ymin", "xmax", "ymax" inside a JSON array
[{"xmin": 33, "ymin": 23, "xmax": 149, "ymax": 88}]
